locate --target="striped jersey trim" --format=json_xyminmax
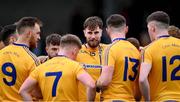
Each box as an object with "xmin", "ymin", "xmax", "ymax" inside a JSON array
[
  {"xmin": 23, "ymin": 47, "xmax": 40, "ymax": 66},
  {"xmin": 104, "ymin": 41, "xmax": 118, "ymax": 66},
  {"xmin": 140, "ymin": 40, "xmax": 157, "ymax": 63}
]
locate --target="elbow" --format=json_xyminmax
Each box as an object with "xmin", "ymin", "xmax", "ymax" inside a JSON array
[
  {"xmin": 139, "ymin": 77, "xmax": 147, "ymax": 85},
  {"xmin": 102, "ymin": 80, "xmax": 110, "ymax": 86},
  {"xmin": 101, "ymin": 79, "xmax": 111, "ymax": 87},
  {"xmin": 89, "ymin": 81, "xmax": 96, "ymax": 89},
  {"xmin": 18, "ymin": 88, "xmax": 24, "ymax": 96}
]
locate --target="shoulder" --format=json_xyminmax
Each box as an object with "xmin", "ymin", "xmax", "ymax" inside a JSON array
[{"xmin": 23, "ymin": 47, "xmax": 40, "ymax": 66}]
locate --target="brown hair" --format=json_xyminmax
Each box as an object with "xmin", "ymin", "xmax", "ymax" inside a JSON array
[
  {"xmin": 83, "ymin": 16, "xmax": 103, "ymax": 30},
  {"xmin": 168, "ymin": 25, "xmax": 180, "ymax": 39},
  {"xmin": 106, "ymin": 14, "xmax": 126, "ymax": 28},
  {"xmin": 16, "ymin": 17, "xmax": 42, "ymax": 34},
  {"xmin": 60, "ymin": 34, "xmax": 82, "ymax": 49},
  {"xmin": 146, "ymin": 11, "xmax": 170, "ymax": 29},
  {"xmin": 46, "ymin": 34, "xmax": 61, "ymax": 46},
  {"xmin": 127, "ymin": 37, "xmax": 140, "ymax": 49}
]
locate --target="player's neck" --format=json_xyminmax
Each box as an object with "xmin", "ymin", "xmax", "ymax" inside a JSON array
[
  {"xmin": 110, "ymin": 33, "xmax": 126, "ymax": 42},
  {"xmin": 155, "ymin": 30, "xmax": 169, "ymax": 39},
  {"xmin": 58, "ymin": 49, "xmax": 72, "ymax": 59},
  {"xmin": 15, "ymin": 37, "xmax": 30, "ymax": 47}
]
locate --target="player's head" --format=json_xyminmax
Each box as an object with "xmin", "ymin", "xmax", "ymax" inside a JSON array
[
  {"xmin": 60, "ymin": 34, "xmax": 82, "ymax": 60},
  {"xmin": 146, "ymin": 11, "xmax": 170, "ymax": 41},
  {"xmin": 83, "ymin": 16, "xmax": 103, "ymax": 48},
  {"xmin": 127, "ymin": 37, "xmax": 140, "ymax": 50},
  {"xmin": 16, "ymin": 17, "xmax": 42, "ymax": 48},
  {"xmin": 46, "ymin": 34, "xmax": 61, "ymax": 59},
  {"xmin": 0, "ymin": 24, "xmax": 18, "ymax": 46},
  {"xmin": 106, "ymin": 14, "xmax": 128, "ymax": 37},
  {"xmin": 168, "ymin": 25, "xmax": 180, "ymax": 39}
]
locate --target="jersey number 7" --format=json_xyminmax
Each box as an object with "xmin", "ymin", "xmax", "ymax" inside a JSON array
[{"xmin": 45, "ymin": 71, "xmax": 62, "ymax": 97}]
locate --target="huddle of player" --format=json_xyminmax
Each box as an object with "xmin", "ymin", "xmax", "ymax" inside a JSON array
[{"xmin": 0, "ymin": 11, "xmax": 179, "ymax": 101}]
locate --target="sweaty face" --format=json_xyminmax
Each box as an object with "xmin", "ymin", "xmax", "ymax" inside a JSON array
[
  {"xmin": 29, "ymin": 23, "xmax": 41, "ymax": 48},
  {"xmin": 84, "ymin": 26, "xmax": 102, "ymax": 48},
  {"xmin": 46, "ymin": 44, "xmax": 60, "ymax": 59}
]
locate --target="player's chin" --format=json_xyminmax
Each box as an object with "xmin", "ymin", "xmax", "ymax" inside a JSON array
[{"xmin": 89, "ymin": 43, "xmax": 99, "ymax": 48}]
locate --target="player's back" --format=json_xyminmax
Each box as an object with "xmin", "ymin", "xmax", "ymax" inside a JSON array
[
  {"xmin": 76, "ymin": 43, "xmax": 107, "ymax": 101},
  {"xmin": 30, "ymin": 56, "xmax": 84, "ymax": 101},
  {"xmin": 143, "ymin": 36, "xmax": 180, "ymax": 100},
  {"xmin": 102, "ymin": 40, "xmax": 140, "ymax": 101},
  {"xmin": 0, "ymin": 43, "xmax": 39, "ymax": 101}
]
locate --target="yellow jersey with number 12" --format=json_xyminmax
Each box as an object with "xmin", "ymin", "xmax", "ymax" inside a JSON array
[{"xmin": 142, "ymin": 36, "xmax": 180, "ymax": 101}]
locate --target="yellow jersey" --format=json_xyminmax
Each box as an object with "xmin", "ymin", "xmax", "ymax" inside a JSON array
[
  {"xmin": 103, "ymin": 38, "xmax": 140, "ymax": 101},
  {"xmin": 0, "ymin": 43, "xmax": 40, "ymax": 101},
  {"xmin": 30, "ymin": 55, "xmax": 85, "ymax": 101},
  {"xmin": 76, "ymin": 43, "xmax": 107, "ymax": 101},
  {"xmin": 142, "ymin": 36, "xmax": 180, "ymax": 101}
]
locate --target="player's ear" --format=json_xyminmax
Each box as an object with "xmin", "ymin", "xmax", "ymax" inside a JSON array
[
  {"xmin": 45, "ymin": 46, "xmax": 48, "ymax": 52},
  {"xmin": 125, "ymin": 26, "xmax": 128, "ymax": 34},
  {"xmin": 83, "ymin": 29, "xmax": 86, "ymax": 36},
  {"xmin": 9, "ymin": 36, "xmax": 17, "ymax": 44}
]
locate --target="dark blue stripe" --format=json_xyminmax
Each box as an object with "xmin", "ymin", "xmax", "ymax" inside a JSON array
[
  {"xmin": 112, "ymin": 38, "xmax": 126, "ymax": 42},
  {"xmin": 158, "ymin": 35, "xmax": 170, "ymax": 39},
  {"xmin": 13, "ymin": 43, "xmax": 29, "ymax": 48}
]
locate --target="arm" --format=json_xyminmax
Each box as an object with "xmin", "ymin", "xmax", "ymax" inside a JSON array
[
  {"xmin": 38, "ymin": 56, "xmax": 48, "ymax": 63},
  {"xmin": 134, "ymin": 72, "xmax": 142, "ymax": 101},
  {"xmin": 139, "ymin": 62, "xmax": 152, "ymax": 101},
  {"xmin": 96, "ymin": 65, "xmax": 114, "ymax": 88},
  {"xmin": 77, "ymin": 72, "xmax": 96, "ymax": 101},
  {"xmin": 19, "ymin": 77, "xmax": 38, "ymax": 101}
]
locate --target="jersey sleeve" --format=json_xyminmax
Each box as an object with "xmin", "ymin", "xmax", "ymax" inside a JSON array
[
  {"xmin": 104, "ymin": 47, "xmax": 115, "ymax": 67},
  {"xmin": 74, "ymin": 63, "xmax": 86, "ymax": 76},
  {"xmin": 142, "ymin": 48, "xmax": 152, "ymax": 64},
  {"xmin": 29, "ymin": 67, "xmax": 39, "ymax": 81}
]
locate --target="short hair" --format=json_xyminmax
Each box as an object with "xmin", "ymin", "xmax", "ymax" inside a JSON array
[
  {"xmin": 0, "ymin": 24, "xmax": 16, "ymax": 45},
  {"xmin": 146, "ymin": 11, "xmax": 170, "ymax": 28},
  {"xmin": 168, "ymin": 25, "xmax": 180, "ymax": 39},
  {"xmin": 106, "ymin": 14, "xmax": 126, "ymax": 28},
  {"xmin": 46, "ymin": 34, "xmax": 61, "ymax": 46},
  {"xmin": 16, "ymin": 17, "xmax": 42, "ymax": 34},
  {"xmin": 60, "ymin": 34, "xmax": 82, "ymax": 49},
  {"xmin": 83, "ymin": 16, "xmax": 103, "ymax": 30},
  {"xmin": 127, "ymin": 37, "xmax": 140, "ymax": 49}
]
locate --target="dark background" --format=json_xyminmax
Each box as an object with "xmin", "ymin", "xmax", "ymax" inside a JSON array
[{"xmin": 0, "ymin": 0, "xmax": 179, "ymax": 55}]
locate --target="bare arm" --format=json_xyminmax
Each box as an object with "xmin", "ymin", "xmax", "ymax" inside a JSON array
[
  {"xmin": 134, "ymin": 73, "xmax": 142, "ymax": 101},
  {"xmin": 38, "ymin": 56, "xmax": 48, "ymax": 63},
  {"xmin": 139, "ymin": 62, "xmax": 152, "ymax": 101},
  {"xmin": 97, "ymin": 65, "xmax": 114, "ymax": 88},
  {"xmin": 19, "ymin": 77, "xmax": 38, "ymax": 101},
  {"xmin": 77, "ymin": 72, "xmax": 96, "ymax": 101}
]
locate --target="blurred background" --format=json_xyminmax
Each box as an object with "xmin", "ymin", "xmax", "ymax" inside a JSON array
[{"xmin": 0, "ymin": 0, "xmax": 179, "ymax": 55}]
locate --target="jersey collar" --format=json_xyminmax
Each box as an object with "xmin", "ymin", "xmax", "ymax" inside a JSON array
[
  {"xmin": 157, "ymin": 35, "xmax": 170, "ymax": 39},
  {"xmin": 13, "ymin": 42, "xmax": 29, "ymax": 48},
  {"xmin": 112, "ymin": 37, "xmax": 126, "ymax": 42},
  {"xmin": 56, "ymin": 55, "xmax": 67, "ymax": 58}
]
